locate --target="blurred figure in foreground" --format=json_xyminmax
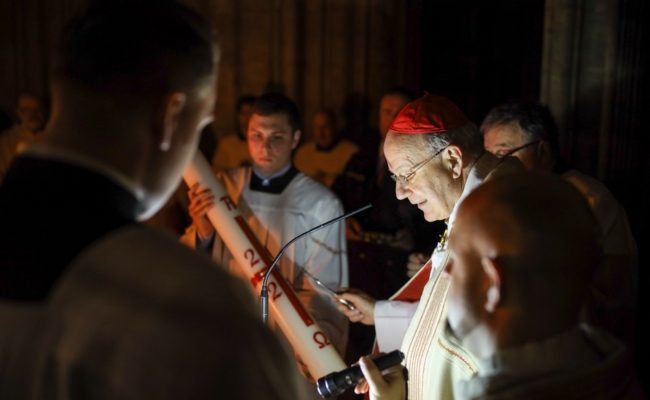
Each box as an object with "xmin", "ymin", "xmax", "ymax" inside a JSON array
[
  {"xmin": 482, "ymin": 101, "xmax": 638, "ymax": 349},
  {"xmin": 0, "ymin": 1, "xmax": 300, "ymax": 398}
]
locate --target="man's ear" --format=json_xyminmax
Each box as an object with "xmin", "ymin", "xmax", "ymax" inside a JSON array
[
  {"xmin": 291, "ymin": 129, "xmax": 302, "ymax": 150},
  {"xmin": 481, "ymin": 256, "xmax": 502, "ymax": 313},
  {"xmin": 158, "ymin": 93, "xmax": 187, "ymax": 152},
  {"xmin": 444, "ymin": 145, "xmax": 464, "ymax": 179}
]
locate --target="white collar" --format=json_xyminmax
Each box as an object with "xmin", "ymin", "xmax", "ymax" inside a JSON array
[
  {"xmin": 252, "ymin": 163, "xmax": 292, "ymax": 187},
  {"xmin": 447, "ymin": 152, "xmax": 496, "ymax": 229}
]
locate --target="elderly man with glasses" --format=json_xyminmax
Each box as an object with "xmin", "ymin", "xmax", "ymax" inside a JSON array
[
  {"xmin": 481, "ymin": 101, "xmax": 638, "ymax": 350},
  {"xmin": 337, "ymin": 93, "xmax": 522, "ymax": 399}
]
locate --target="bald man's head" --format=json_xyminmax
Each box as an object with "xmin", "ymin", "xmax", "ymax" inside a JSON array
[
  {"xmin": 463, "ymin": 173, "xmax": 601, "ymax": 279},
  {"xmin": 446, "ymin": 172, "xmax": 602, "ymax": 350}
]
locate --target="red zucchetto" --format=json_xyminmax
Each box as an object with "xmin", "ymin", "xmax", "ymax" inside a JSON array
[{"xmin": 389, "ymin": 93, "xmax": 469, "ymax": 134}]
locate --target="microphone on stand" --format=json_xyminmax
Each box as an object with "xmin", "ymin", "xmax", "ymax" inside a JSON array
[{"xmin": 261, "ymin": 203, "xmax": 372, "ymax": 324}]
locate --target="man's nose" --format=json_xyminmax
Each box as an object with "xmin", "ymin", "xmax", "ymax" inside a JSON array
[
  {"xmin": 262, "ymin": 137, "xmax": 274, "ymax": 150},
  {"xmin": 395, "ymin": 181, "xmax": 410, "ymax": 200}
]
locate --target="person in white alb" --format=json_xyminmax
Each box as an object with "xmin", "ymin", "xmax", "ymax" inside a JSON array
[
  {"xmin": 211, "ymin": 94, "xmax": 255, "ymax": 172},
  {"xmin": 294, "ymin": 108, "xmax": 359, "ymax": 187},
  {"xmin": 181, "ymin": 93, "xmax": 349, "ymax": 398},
  {"xmin": 336, "ymin": 94, "xmax": 523, "ymax": 399}
]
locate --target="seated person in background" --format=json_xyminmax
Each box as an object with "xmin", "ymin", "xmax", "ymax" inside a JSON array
[
  {"xmin": 182, "ymin": 93, "xmax": 348, "ymax": 398},
  {"xmin": 211, "ymin": 94, "xmax": 256, "ymax": 172},
  {"xmin": 359, "ymin": 173, "xmax": 644, "ymax": 400},
  {"xmin": 0, "ymin": 1, "xmax": 300, "ymax": 398},
  {"xmin": 481, "ymin": 101, "xmax": 638, "ymax": 349},
  {"xmin": 333, "ymin": 88, "xmax": 423, "ymax": 251},
  {"xmin": 294, "ymin": 108, "xmax": 359, "ymax": 187},
  {"xmin": 0, "ymin": 93, "xmax": 46, "ymax": 183}
]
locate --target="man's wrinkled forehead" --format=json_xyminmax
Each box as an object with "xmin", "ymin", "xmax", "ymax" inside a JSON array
[
  {"xmin": 483, "ymin": 123, "xmax": 528, "ymax": 153},
  {"xmin": 384, "ymin": 132, "xmax": 427, "ymax": 169}
]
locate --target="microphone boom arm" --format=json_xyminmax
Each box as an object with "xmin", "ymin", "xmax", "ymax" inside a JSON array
[{"xmin": 261, "ymin": 203, "xmax": 372, "ymax": 323}]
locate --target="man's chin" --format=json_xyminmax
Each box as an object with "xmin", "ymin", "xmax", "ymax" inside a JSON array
[
  {"xmin": 422, "ymin": 209, "xmax": 443, "ymax": 223},
  {"xmin": 254, "ymin": 160, "xmax": 273, "ymax": 170}
]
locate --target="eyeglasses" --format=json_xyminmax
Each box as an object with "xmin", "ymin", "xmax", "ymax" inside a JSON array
[
  {"xmin": 390, "ymin": 146, "xmax": 448, "ymax": 186},
  {"xmin": 495, "ymin": 140, "xmax": 540, "ymax": 158}
]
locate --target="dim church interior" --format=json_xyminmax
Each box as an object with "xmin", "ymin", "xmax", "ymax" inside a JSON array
[{"xmin": 1, "ymin": 0, "xmax": 648, "ymax": 394}]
